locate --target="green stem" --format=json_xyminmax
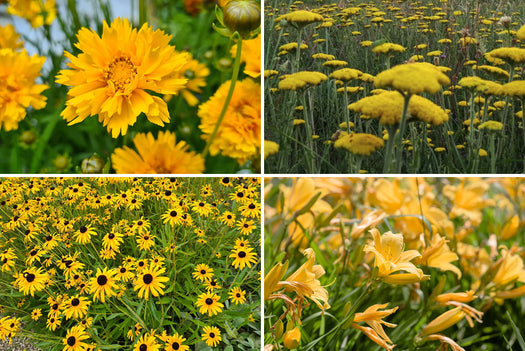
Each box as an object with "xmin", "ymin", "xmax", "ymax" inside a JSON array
[
  {"xmin": 139, "ymin": 0, "xmax": 147, "ymax": 27},
  {"xmin": 394, "ymin": 93, "xmax": 412, "ymax": 173},
  {"xmin": 382, "ymin": 125, "xmax": 397, "ymax": 173},
  {"xmin": 489, "ymin": 134, "xmax": 496, "ymax": 173},
  {"xmin": 202, "ymin": 37, "xmax": 243, "ymax": 158},
  {"xmin": 301, "ymin": 92, "xmax": 315, "ymax": 173},
  {"xmin": 295, "ymin": 27, "xmax": 303, "ymax": 73}
]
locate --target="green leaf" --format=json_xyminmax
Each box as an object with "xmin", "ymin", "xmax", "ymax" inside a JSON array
[{"xmin": 506, "ymin": 310, "xmax": 525, "ymax": 350}]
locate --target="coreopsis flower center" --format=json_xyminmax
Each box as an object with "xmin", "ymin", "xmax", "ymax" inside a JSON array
[
  {"xmin": 143, "ymin": 273, "xmax": 153, "ymax": 284},
  {"xmin": 205, "ymin": 298, "xmax": 213, "ymax": 305},
  {"xmin": 105, "ymin": 56, "xmax": 137, "ymax": 92},
  {"xmin": 67, "ymin": 336, "xmax": 76, "ymax": 346},
  {"xmin": 71, "ymin": 298, "xmax": 80, "ymax": 306}
]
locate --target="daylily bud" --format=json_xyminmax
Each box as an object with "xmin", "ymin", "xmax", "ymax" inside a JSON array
[{"xmin": 283, "ymin": 326, "xmax": 301, "ymax": 349}]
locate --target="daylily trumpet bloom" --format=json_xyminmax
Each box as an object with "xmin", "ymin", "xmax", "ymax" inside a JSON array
[
  {"xmin": 364, "ymin": 228, "xmax": 425, "ymax": 283},
  {"xmin": 353, "ymin": 303, "xmax": 398, "ymax": 347},
  {"xmin": 420, "ymin": 235, "xmax": 462, "ymax": 278}
]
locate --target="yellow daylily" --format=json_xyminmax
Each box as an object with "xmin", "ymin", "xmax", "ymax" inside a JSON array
[
  {"xmin": 353, "ymin": 303, "xmax": 398, "ymax": 345},
  {"xmin": 364, "ymin": 229, "xmax": 425, "ymax": 282},
  {"xmin": 420, "ymin": 235, "xmax": 462, "ymax": 278}
]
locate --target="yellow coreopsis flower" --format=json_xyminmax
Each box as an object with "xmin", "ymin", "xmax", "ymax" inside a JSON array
[
  {"xmin": 232, "ymin": 34, "xmax": 261, "ymax": 78},
  {"xmin": 0, "ymin": 49, "xmax": 48, "ymax": 131},
  {"xmin": 173, "ymin": 51, "xmax": 210, "ymax": 107},
  {"xmin": 56, "ymin": 18, "xmax": 188, "ymax": 137},
  {"xmin": 111, "ymin": 131, "xmax": 205, "ymax": 174},
  {"xmin": 7, "ymin": 0, "xmax": 56, "ymax": 28},
  {"xmin": 198, "ymin": 78, "xmax": 260, "ymax": 164},
  {"xmin": 420, "ymin": 235, "xmax": 461, "ymax": 278},
  {"xmin": 364, "ymin": 228, "xmax": 425, "ymax": 282},
  {"xmin": 0, "ymin": 24, "xmax": 24, "ymax": 50},
  {"xmin": 278, "ymin": 248, "xmax": 331, "ymax": 311}
]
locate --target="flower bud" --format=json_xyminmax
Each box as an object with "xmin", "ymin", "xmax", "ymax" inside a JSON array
[
  {"xmin": 20, "ymin": 130, "xmax": 37, "ymax": 145},
  {"xmin": 283, "ymin": 326, "xmax": 301, "ymax": 349},
  {"xmin": 274, "ymin": 319, "xmax": 284, "ymax": 341},
  {"xmin": 222, "ymin": 0, "xmax": 261, "ymax": 38},
  {"xmin": 81, "ymin": 155, "xmax": 104, "ymax": 174},
  {"xmin": 53, "ymin": 155, "xmax": 69, "ymax": 171}
]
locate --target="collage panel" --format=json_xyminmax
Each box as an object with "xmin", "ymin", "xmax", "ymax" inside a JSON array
[
  {"xmin": 0, "ymin": 177, "xmax": 261, "ymax": 350},
  {"xmin": 264, "ymin": 0, "xmax": 525, "ymax": 174},
  {"xmin": 264, "ymin": 177, "xmax": 525, "ymax": 350},
  {"xmin": 0, "ymin": 0, "xmax": 261, "ymax": 174}
]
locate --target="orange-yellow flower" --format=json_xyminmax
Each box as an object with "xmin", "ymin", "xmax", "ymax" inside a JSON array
[
  {"xmin": 0, "ymin": 24, "xmax": 24, "ymax": 50},
  {"xmin": 173, "ymin": 51, "xmax": 210, "ymax": 107},
  {"xmin": 353, "ymin": 303, "xmax": 398, "ymax": 347},
  {"xmin": 56, "ymin": 18, "xmax": 188, "ymax": 137},
  {"xmin": 7, "ymin": 0, "xmax": 56, "ymax": 28},
  {"xmin": 364, "ymin": 228, "xmax": 425, "ymax": 282},
  {"xmin": 420, "ymin": 235, "xmax": 461, "ymax": 278},
  {"xmin": 231, "ymin": 34, "xmax": 261, "ymax": 78},
  {"xmin": 198, "ymin": 78, "xmax": 260, "ymax": 164},
  {"xmin": 111, "ymin": 131, "xmax": 204, "ymax": 174},
  {"xmin": 278, "ymin": 248, "xmax": 330, "ymax": 311},
  {"xmin": 421, "ymin": 306, "xmax": 465, "ymax": 335},
  {"xmin": 0, "ymin": 49, "xmax": 48, "ymax": 131}
]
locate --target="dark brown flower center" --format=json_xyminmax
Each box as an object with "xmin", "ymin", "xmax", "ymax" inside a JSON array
[
  {"xmin": 71, "ymin": 298, "xmax": 80, "ymax": 306},
  {"xmin": 205, "ymin": 298, "xmax": 213, "ymax": 305},
  {"xmin": 170, "ymin": 211, "xmax": 177, "ymax": 217},
  {"xmin": 139, "ymin": 344, "xmax": 147, "ymax": 351},
  {"xmin": 26, "ymin": 273, "xmax": 35, "ymax": 282},
  {"xmin": 67, "ymin": 336, "xmax": 76, "ymax": 346},
  {"xmin": 172, "ymin": 341, "xmax": 180, "ymax": 350},
  {"xmin": 209, "ymin": 332, "xmax": 215, "ymax": 338},
  {"xmin": 97, "ymin": 275, "xmax": 108, "ymax": 286},
  {"xmin": 143, "ymin": 274, "xmax": 153, "ymax": 284},
  {"xmin": 80, "ymin": 226, "xmax": 87, "ymax": 233},
  {"xmin": 238, "ymin": 251, "xmax": 247, "ymax": 258}
]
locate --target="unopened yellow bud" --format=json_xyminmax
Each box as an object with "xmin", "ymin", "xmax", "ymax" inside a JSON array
[
  {"xmin": 422, "ymin": 306, "xmax": 465, "ymax": 335},
  {"xmin": 283, "ymin": 327, "xmax": 301, "ymax": 349},
  {"xmin": 222, "ymin": 0, "xmax": 261, "ymax": 38},
  {"xmin": 274, "ymin": 319, "xmax": 284, "ymax": 341}
]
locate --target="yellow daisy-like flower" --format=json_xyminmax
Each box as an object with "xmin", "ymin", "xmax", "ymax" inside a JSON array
[
  {"xmin": 111, "ymin": 131, "xmax": 204, "ymax": 174},
  {"xmin": 229, "ymin": 286, "xmax": 247, "ymax": 304},
  {"xmin": 518, "ymin": 24, "xmax": 525, "ymax": 41},
  {"xmin": 172, "ymin": 51, "xmax": 210, "ymax": 107},
  {"xmin": 0, "ymin": 24, "xmax": 24, "ymax": 50},
  {"xmin": 195, "ymin": 292, "xmax": 224, "ymax": 316},
  {"xmin": 133, "ymin": 263, "xmax": 170, "ymax": 300},
  {"xmin": 276, "ymin": 10, "xmax": 324, "ymax": 25},
  {"xmin": 56, "ymin": 18, "xmax": 188, "ymax": 137},
  {"xmin": 198, "ymin": 79, "xmax": 260, "ymax": 164},
  {"xmin": 7, "ymin": 0, "xmax": 56, "ymax": 28},
  {"xmin": 485, "ymin": 47, "xmax": 525, "ymax": 65},
  {"xmin": 334, "ymin": 132, "xmax": 384, "ymax": 156},
  {"xmin": 231, "ymin": 33, "xmax": 261, "ymax": 78},
  {"xmin": 371, "ymin": 43, "xmax": 406, "ymax": 55},
  {"xmin": 62, "ymin": 325, "xmax": 90, "ymax": 351},
  {"xmin": 0, "ymin": 49, "xmax": 48, "ymax": 131}
]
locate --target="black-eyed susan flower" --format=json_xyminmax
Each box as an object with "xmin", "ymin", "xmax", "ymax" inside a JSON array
[
  {"xmin": 195, "ymin": 292, "xmax": 224, "ymax": 316},
  {"xmin": 111, "ymin": 131, "xmax": 205, "ymax": 174},
  {"xmin": 46, "ymin": 316, "xmax": 61, "ymax": 331},
  {"xmin": 0, "ymin": 49, "xmax": 48, "ymax": 131},
  {"xmin": 204, "ymin": 279, "xmax": 221, "ymax": 292},
  {"xmin": 63, "ymin": 295, "xmax": 90, "ymax": 320},
  {"xmin": 31, "ymin": 308, "xmax": 42, "ymax": 321},
  {"xmin": 201, "ymin": 326, "xmax": 222, "ymax": 347},
  {"xmin": 102, "ymin": 231, "xmax": 123, "ymax": 251},
  {"xmin": 74, "ymin": 224, "xmax": 97, "ymax": 244},
  {"xmin": 164, "ymin": 332, "xmax": 189, "ymax": 351},
  {"xmin": 229, "ymin": 246, "xmax": 258, "ymax": 269},
  {"xmin": 15, "ymin": 267, "xmax": 49, "ymax": 296},
  {"xmin": 115, "ymin": 265, "xmax": 134, "ymax": 282},
  {"xmin": 193, "ymin": 263, "xmax": 214, "ymax": 282},
  {"xmin": 198, "ymin": 78, "xmax": 261, "ymax": 164},
  {"xmin": 63, "ymin": 325, "xmax": 90, "ymax": 351},
  {"xmin": 229, "ymin": 287, "xmax": 247, "ymax": 305},
  {"xmin": 56, "ymin": 18, "xmax": 188, "ymax": 138},
  {"xmin": 133, "ymin": 333, "xmax": 160, "ymax": 351},
  {"xmin": 133, "ymin": 263, "xmax": 169, "ymax": 300},
  {"xmin": 137, "ymin": 232, "xmax": 155, "ymax": 251},
  {"xmin": 239, "ymin": 201, "xmax": 261, "ymax": 219},
  {"xmin": 237, "ymin": 217, "xmax": 256, "ymax": 235},
  {"xmin": 90, "ymin": 267, "xmax": 118, "ymax": 303}
]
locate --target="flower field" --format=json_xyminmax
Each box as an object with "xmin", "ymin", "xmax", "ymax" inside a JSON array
[
  {"xmin": 0, "ymin": 0, "xmax": 261, "ymax": 174},
  {"xmin": 264, "ymin": 0, "xmax": 525, "ymax": 173},
  {"xmin": 0, "ymin": 177, "xmax": 261, "ymax": 350},
  {"xmin": 265, "ymin": 177, "xmax": 525, "ymax": 350}
]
